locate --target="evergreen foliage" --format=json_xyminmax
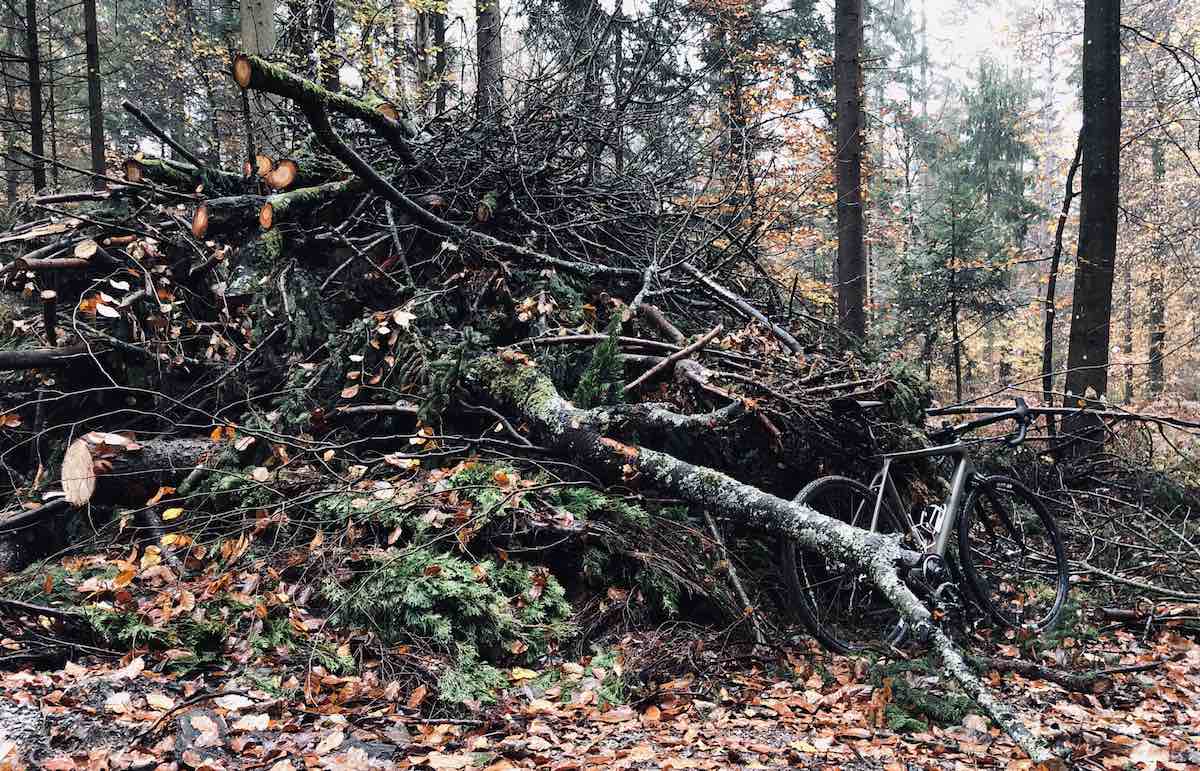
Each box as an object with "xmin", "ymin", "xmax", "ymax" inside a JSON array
[
  {"xmin": 322, "ymin": 548, "xmax": 574, "ymax": 661},
  {"xmin": 572, "ymin": 316, "xmax": 626, "ymax": 409}
]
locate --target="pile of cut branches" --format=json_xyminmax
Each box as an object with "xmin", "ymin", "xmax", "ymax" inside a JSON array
[{"xmin": 0, "ymin": 53, "xmax": 1119, "ymax": 764}]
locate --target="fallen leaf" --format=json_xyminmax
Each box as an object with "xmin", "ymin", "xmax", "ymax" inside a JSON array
[
  {"xmin": 231, "ymin": 713, "xmax": 269, "ymax": 731},
  {"xmin": 315, "ymin": 729, "xmax": 345, "ymax": 754},
  {"xmin": 147, "ymin": 692, "xmax": 175, "ymax": 711},
  {"xmin": 105, "ymin": 691, "xmax": 133, "ymax": 714},
  {"xmin": 214, "ymin": 693, "xmax": 254, "ymax": 711}
]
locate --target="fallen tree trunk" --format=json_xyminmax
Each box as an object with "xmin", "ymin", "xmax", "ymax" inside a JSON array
[
  {"xmin": 124, "ymin": 156, "xmax": 244, "ymax": 196},
  {"xmin": 59, "ymin": 434, "xmax": 213, "ymax": 506},
  {"xmin": 259, "ymin": 178, "xmax": 363, "ymax": 230},
  {"xmin": 232, "ymin": 53, "xmax": 422, "ymax": 164},
  {"xmin": 463, "ymin": 352, "xmax": 1055, "ymax": 763},
  {"xmin": 192, "ymin": 195, "xmax": 268, "ymax": 239},
  {"xmin": 0, "ymin": 344, "xmax": 97, "ymax": 371}
]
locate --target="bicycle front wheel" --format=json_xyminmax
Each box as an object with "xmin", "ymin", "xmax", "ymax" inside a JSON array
[
  {"xmin": 957, "ymin": 475, "xmax": 1069, "ymax": 632},
  {"xmin": 781, "ymin": 475, "xmax": 901, "ymax": 654}
]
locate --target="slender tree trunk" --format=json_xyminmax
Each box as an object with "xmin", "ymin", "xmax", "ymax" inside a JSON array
[
  {"xmin": 613, "ymin": 0, "xmax": 624, "ymax": 173},
  {"xmin": 317, "ymin": 0, "xmax": 338, "ymax": 92},
  {"xmin": 834, "ymin": 0, "xmax": 865, "ymax": 338},
  {"xmin": 1121, "ymin": 258, "xmax": 1133, "ymax": 404},
  {"xmin": 432, "ymin": 10, "xmax": 447, "ymax": 113},
  {"xmin": 1062, "ymin": 0, "xmax": 1120, "ymax": 417},
  {"xmin": 391, "ymin": 0, "xmax": 407, "ymax": 103},
  {"xmin": 2, "ymin": 11, "xmax": 21, "ymax": 201},
  {"xmin": 240, "ymin": 0, "xmax": 277, "ymax": 148},
  {"xmin": 83, "ymin": 0, "xmax": 106, "ymax": 189},
  {"xmin": 1147, "ymin": 141, "xmax": 1166, "ymax": 397},
  {"xmin": 950, "ymin": 219, "xmax": 962, "ymax": 403},
  {"xmin": 1041, "ymin": 133, "xmax": 1082, "ymax": 436},
  {"xmin": 24, "ymin": 0, "xmax": 45, "ymax": 191},
  {"xmin": 475, "ymin": 0, "xmax": 503, "ymax": 117},
  {"xmin": 414, "ymin": 10, "xmax": 432, "ymax": 114},
  {"xmin": 45, "ymin": 30, "xmax": 58, "ymax": 188}
]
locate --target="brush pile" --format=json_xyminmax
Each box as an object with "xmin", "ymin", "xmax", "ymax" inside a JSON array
[{"xmin": 0, "ymin": 51, "xmax": 931, "ymax": 702}]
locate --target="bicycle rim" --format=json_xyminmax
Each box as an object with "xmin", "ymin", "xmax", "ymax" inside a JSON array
[
  {"xmin": 781, "ymin": 476, "xmax": 900, "ymax": 654},
  {"xmin": 957, "ymin": 475, "xmax": 1069, "ymax": 631}
]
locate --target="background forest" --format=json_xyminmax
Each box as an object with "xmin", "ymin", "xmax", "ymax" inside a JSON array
[{"xmin": 1, "ymin": 0, "xmax": 1197, "ymax": 411}]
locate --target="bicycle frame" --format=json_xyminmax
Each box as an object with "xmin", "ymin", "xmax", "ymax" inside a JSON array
[{"xmin": 866, "ymin": 440, "xmax": 974, "ymax": 557}]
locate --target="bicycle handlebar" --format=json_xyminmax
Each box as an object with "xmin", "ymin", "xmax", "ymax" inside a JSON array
[{"xmin": 939, "ymin": 398, "xmax": 1032, "ymax": 446}]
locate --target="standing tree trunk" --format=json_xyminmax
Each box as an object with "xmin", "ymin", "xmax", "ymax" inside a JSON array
[
  {"xmin": 1147, "ymin": 141, "xmax": 1166, "ymax": 398},
  {"xmin": 2, "ymin": 7, "xmax": 21, "ymax": 202},
  {"xmin": 414, "ymin": 10, "xmax": 432, "ymax": 114},
  {"xmin": 475, "ymin": 0, "xmax": 503, "ymax": 117},
  {"xmin": 83, "ymin": 0, "xmax": 105, "ymax": 189},
  {"xmin": 950, "ymin": 218, "xmax": 963, "ymax": 403},
  {"xmin": 23, "ymin": 0, "xmax": 45, "ymax": 191},
  {"xmin": 1041, "ymin": 133, "xmax": 1082, "ymax": 436},
  {"xmin": 1121, "ymin": 258, "xmax": 1133, "ymax": 404},
  {"xmin": 612, "ymin": 0, "xmax": 624, "ymax": 173},
  {"xmin": 432, "ymin": 10, "xmax": 447, "ymax": 113},
  {"xmin": 44, "ymin": 22, "xmax": 58, "ymax": 188},
  {"xmin": 834, "ymin": 0, "xmax": 865, "ymax": 338},
  {"xmin": 1062, "ymin": 0, "xmax": 1121, "ymax": 417},
  {"xmin": 240, "ymin": 0, "xmax": 277, "ymax": 148},
  {"xmin": 317, "ymin": 0, "xmax": 338, "ymax": 93}
]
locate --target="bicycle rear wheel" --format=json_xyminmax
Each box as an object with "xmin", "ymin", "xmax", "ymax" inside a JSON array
[
  {"xmin": 781, "ymin": 476, "xmax": 901, "ymax": 654},
  {"xmin": 957, "ymin": 475, "xmax": 1069, "ymax": 632}
]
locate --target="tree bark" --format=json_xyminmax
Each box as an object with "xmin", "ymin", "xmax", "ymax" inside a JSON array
[
  {"xmin": 834, "ymin": 0, "xmax": 865, "ymax": 338},
  {"xmin": 414, "ymin": 9, "xmax": 432, "ymax": 114},
  {"xmin": 1041, "ymin": 133, "xmax": 1082, "ymax": 435},
  {"xmin": 23, "ymin": 0, "xmax": 45, "ymax": 191},
  {"xmin": 233, "ymin": 54, "xmax": 420, "ymax": 163},
  {"xmin": 1147, "ymin": 141, "xmax": 1166, "ymax": 398},
  {"xmin": 123, "ymin": 156, "xmax": 244, "ymax": 196},
  {"xmin": 1062, "ymin": 0, "xmax": 1120, "ymax": 416},
  {"xmin": 1121, "ymin": 257, "xmax": 1133, "ymax": 404},
  {"xmin": 83, "ymin": 0, "xmax": 106, "ymax": 189},
  {"xmin": 240, "ymin": 0, "xmax": 278, "ymax": 147},
  {"xmin": 2, "ymin": 5, "xmax": 20, "ymax": 201},
  {"xmin": 475, "ymin": 0, "xmax": 503, "ymax": 118}
]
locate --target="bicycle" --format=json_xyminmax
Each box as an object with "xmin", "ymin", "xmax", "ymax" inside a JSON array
[{"xmin": 780, "ymin": 397, "xmax": 1069, "ymax": 654}]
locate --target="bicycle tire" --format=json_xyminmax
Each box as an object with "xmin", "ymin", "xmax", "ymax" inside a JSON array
[
  {"xmin": 957, "ymin": 475, "xmax": 1069, "ymax": 632},
  {"xmin": 781, "ymin": 475, "xmax": 901, "ymax": 654}
]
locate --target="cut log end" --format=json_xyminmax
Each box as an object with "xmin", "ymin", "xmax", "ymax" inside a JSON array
[
  {"xmin": 259, "ymin": 203, "xmax": 275, "ymax": 231},
  {"xmin": 192, "ymin": 205, "xmax": 210, "ymax": 239},
  {"xmin": 62, "ymin": 439, "xmax": 96, "ymax": 506},
  {"xmin": 265, "ymin": 159, "xmax": 298, "ymax": 190},
  {"xmin": 123, "ymin": 159, "xmax": 144, "ymax": 184},
  {"xmin": 233, "ymin": 54, "xmax": 253, "ymax": 89},
  {"xmin": 255, "ymin": 153, "xmax": 274, "ymax": 178}
]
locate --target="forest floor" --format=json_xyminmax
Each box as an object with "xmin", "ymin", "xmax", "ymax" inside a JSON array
[{"xmin": 1, "ymin": 624, "xmax": 1197, "ymax": 770}]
